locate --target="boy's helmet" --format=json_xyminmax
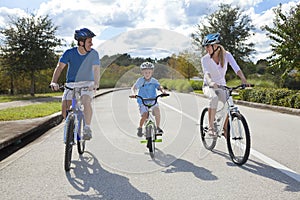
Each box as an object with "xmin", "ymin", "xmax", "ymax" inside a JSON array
[
  {"xmin": 202, "ymin": 33, "xmax": 220, "ymax": 47},
  {"xmin": 140, "ymin": 62, "xmax": 154, "ymax": 70},
  {"xmin": 74, "ymin": 28, "xmax": 96, "ymax": 41}
]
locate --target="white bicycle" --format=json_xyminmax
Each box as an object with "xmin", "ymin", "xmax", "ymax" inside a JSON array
[{"xmin": 200, "ymin": 84, "xmax": 252, "ymax": 165}]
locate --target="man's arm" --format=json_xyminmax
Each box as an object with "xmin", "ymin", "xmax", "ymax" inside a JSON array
[{"xmin": 50, "ymin": 62, "xmax": 66, "ymax": 91}]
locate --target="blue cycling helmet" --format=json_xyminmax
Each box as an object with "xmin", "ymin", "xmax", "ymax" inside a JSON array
[
  {"xmin": 202, "ymin": 33, "xmax": 221, "ymax": 47},
  {"xmin": 74, "ymin": 28, "xmax": 96, "ymax": 41}
]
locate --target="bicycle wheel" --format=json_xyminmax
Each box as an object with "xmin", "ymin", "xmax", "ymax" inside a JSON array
[
  {"xmin": 65, "ymin": 114, "xmax": 75, "ymax": 171},
  {"xmin": 146, "ymin": 125, "xmax": 156, "ymax": 158},
  {"xmin": 200, "ymin": 108, "xmax": 217, "ymax": 150},
  {"xmin": 226, "ymin": 112, "xmax": 251, "ymax": 165},
  {"xmin": 77, "ymin": 116, "xmax": 85, "ymax": 155}
]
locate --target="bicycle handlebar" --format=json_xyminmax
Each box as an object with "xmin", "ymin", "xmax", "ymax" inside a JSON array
[
  {"xmin": 129, "ymin": 93, "xmax": 170, "ymax": 108},
  {"xmin": 49, "ymin": 84, "xmax": 90, "ymax": 91},
  {"xmin": 218, "ymin": 84, "xmax": 254, "ymax": 91}
]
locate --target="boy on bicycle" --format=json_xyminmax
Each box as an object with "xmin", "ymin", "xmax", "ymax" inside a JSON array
[
  {"xmin": 50, "ymin": 28, "xmax": 100, "ymax": 140},
  {"xmin": 130, "ymin": 62, "xmax": 167, "ymax": 137}
]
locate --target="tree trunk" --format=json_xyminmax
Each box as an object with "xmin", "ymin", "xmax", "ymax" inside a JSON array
[
  {"xmin": 10, "ymin": 74, "xmax": 14, "ymax": 95},
  {"xmin": 30, "ymin": 70, "xmax": 35, "ymax": 96}
]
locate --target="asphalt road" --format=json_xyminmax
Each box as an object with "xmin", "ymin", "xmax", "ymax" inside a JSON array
[{"xmin": 1, "ymin": 89, "xmax": 299, "ymax": 200}]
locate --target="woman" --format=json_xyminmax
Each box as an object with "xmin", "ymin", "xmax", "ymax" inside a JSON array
[{"xmin": 201, "ymin": 33, "xmax": 249, "ymax": 137}]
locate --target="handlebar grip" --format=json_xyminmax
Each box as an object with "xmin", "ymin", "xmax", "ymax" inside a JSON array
[{"xmin": 160, "ymin": 93, "xmax": 170, "ymax": 97}]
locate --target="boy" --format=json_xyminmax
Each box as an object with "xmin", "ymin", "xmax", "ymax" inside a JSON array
[{"xmin": 130, "ymin": 62, "xmax": 166, "ymax": 137}]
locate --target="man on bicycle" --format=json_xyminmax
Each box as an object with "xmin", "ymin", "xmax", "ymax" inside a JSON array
[
  {"xmin": 130, "ymin": 62, "xmax": 167, "ymax": 137},
  {"xmin": 50, "ymin": 28, "xmax": 100, "ymax": 140}
]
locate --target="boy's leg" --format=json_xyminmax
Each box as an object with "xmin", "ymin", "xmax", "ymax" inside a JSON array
[
  {"xmin": 153, "ymin": 106, "xmax": 164, "ymax": 133},
  {"xmin": 137, "ymin": 105, "xmax": 148, "ymax": 137}
]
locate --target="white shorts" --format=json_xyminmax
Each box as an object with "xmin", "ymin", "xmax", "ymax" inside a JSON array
[
  {"xmin": 62, "ymin": 81, "xmax": 94, "ymax": 101},
  {"xmin": 203, "ymin": 86, "xmax": 226, "ymax": 109}
]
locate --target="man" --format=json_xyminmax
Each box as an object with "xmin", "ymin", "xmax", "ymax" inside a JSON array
[{"xmin": 50, "ymin": 28, "xmax": 100, "ymax": 140}]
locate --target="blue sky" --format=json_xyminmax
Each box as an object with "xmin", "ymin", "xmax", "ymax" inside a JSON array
[{"xmin": 0, "ymin": 0, "xmax": 299, "ymax": 61}]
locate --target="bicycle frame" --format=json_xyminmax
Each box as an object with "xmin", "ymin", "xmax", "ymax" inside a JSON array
[
  {"xmin": 214, "ymin": 90, "xmax": 239, "ymax": 137},
  {"xmin": 64, "ymin": 87, "xmax": 86, "ymax": 144}
]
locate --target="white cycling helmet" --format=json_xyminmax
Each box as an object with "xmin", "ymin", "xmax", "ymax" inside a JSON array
[{"xmin": 140, "ymin": 62, "xmax": 154, "ymax": 70}]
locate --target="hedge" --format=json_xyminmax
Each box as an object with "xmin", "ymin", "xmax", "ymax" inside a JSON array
[{"xmin": 239, "ymin": 88, "xmax": 300, "ymax": 109}]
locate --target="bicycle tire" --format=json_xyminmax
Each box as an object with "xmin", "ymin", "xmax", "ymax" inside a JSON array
[
  {"xmin": 200, "ymin": 107, "xmax": 217, "ymax": 150},
  {"xmin": 226, "ymin": 112, "xmax": 251, "ymax": 166},
  {"xmin": 65, "ymin": 114, "xmax": 75, "ymax": 171},
  {"xmin": 146, "ymin": 125, "xmax": 156, "ymax": 158},
  {"xmin": 77, "ymin": 116, "xmax": 85, "ymax": 155}
]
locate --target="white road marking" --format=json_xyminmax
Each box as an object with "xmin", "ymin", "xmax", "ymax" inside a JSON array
[{"xmin": 160, "ymin": 101, "xmax": 300, "ymax": 183}]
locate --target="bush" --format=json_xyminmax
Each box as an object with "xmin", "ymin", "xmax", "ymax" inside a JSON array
[
  {"xmin": 239, "ymin": 87, "xmax": 300, "ymax": 108},
  {"xmin": 160, "ymin": 79, "xmax": 194, "ymax": 93}
]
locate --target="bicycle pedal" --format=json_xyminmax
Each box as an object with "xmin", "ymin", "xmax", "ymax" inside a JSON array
[
  {"xmin": 154, "ymin": 139, "xmax": 162, "ymax": 142},
  {"xmin": 140, "ymin": 140, "xmax": 147, "ymax": 144}
]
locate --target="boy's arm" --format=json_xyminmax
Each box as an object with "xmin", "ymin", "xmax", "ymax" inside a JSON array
[{"xmin": 158, "ymin": 85, "xmax": 166, "ymax": 94}]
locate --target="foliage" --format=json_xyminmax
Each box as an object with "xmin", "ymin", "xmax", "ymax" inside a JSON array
[
  {"xmin": 191, "ymin": 3, "xmax": 256, "ymax": 65},
  {"xmin": 0, "ymin": 14, "xmax": 62, "ymax": 96},
  {"xmin": 239, "ymin": 87, "xmax": 300, "ymax": 108},
  {"xmin": 0, "ymin": 102, "xmax": 61, "ymax": 121},
  {"xmin": 263, "ymin": 3, "xmax": 300, "ymax": 88},
  {"xmin": 160, "ymin": 79, "xmax": 203, "ymax": 93},
  {"xmin": 166, "ymin": 54, "xmax": 199, "ymax": 80}
]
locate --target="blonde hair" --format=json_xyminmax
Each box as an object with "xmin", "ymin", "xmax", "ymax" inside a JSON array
[{"xmin": 217, "ymin": 44, "xmax": 226, "ymax": 67}]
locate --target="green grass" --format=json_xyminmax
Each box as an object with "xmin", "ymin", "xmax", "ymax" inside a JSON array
[
  {"xmin": 0, "ymin": 102, "xmax": 61, "ymax": 121},
  {"xmin": 0, "ymin": 92, "xmax": 62, "ymax": 103}
]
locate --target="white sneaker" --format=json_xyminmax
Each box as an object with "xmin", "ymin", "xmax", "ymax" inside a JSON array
[{"xmin": 83, "ymin": 126, "xmax": 92, "ymax": 140}]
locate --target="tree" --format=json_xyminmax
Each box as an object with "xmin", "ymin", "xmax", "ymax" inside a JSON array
[
  {"xmin": 191, "ymin": 3, "xmax": 256, "ymax": 77},
  {"xmin": 263, "ymin": 3, "xmax": 300, "ymax": 88},
  {"xmin": 0, "ymin": 14, "xmax": 62, "ymax": 95},
  {"xmin": 176, "ymin": 53, "xmax": 199, "ymax": 80}
]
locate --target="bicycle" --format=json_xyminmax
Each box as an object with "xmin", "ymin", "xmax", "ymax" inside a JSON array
[
  {"xmin": 130, "ymin": 93, "xmax": 170, "ymax": 158},
  {"xmin": 62, "ymin": 85, "xmax": 89, "ymax": 171},
  {"xmin": 200, "ymin": 84, "xmax": 252, "ymax": 165}
]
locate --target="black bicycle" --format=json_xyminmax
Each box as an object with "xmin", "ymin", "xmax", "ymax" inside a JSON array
[
  {"xmin": 130, "ymin": 93, "xmax": 169, "ymax": 158},
  {"xmin": 200, "ymin": 84, "xmax": 252, "ymax": 165}
]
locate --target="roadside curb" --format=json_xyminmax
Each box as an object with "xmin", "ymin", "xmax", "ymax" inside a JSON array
[
  {"xmin": 193, "ymin": 92, "xmax": 300, "ymax": 116},
  {"xmin": 0, "ymin": 88, "xmax": 128, "ymax": 151}
]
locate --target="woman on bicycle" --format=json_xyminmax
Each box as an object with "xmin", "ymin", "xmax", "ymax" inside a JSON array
[
  {"xmin": 201, "ymin": 33, "xmax": 249, "ymax": 137},
  {"xmin": 50, "ymin": 28, "xmax": 100, "ymax": 140},
  {"xmin": 130, "ymin": 62, "xmax": 167, "ymax": 137}
]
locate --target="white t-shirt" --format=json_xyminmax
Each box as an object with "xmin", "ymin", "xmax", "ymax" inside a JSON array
[{"xmin": 201, "ymin": 51, "xmax": 241, "ymax": 86}]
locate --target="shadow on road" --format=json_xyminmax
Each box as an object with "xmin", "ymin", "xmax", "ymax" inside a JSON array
[
  {"xmin": 153, "ymin": 149, "xmax": 218, "ymax": 181},
  {"xmin": 211, "ymin": 149, "xmax": 300, "ymax": 192},
  {"xmin": 65, "ymin": 151, "xmax": 153, "ymax": 200}
]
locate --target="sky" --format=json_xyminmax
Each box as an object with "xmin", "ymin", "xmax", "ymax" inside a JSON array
[{"xmin": 0, "ymin": 0, "xmax": 299, "ymax": 62}]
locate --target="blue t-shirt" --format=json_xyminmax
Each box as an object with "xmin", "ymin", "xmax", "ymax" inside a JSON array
[
  {"xmin": 59, "ymin": 47, "xmax": 100, "ymax": 83},
  {"xmin": 133, "ymin": 77, "xmax": 160, "ymax": 105}
]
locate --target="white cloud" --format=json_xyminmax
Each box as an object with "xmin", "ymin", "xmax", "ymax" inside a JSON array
[{"xmin": 0, "ymin": 0, "xmax": 299, "ymax": 62}]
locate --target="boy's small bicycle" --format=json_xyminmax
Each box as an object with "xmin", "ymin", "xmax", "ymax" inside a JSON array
[
  {"xmin": 62, "ymin": 85, "xmax": 88, "ymax": 171},
  {"xmin": 130, "ymin": 93, "xmax": 169, "ymax": 158},
  {"xmin": 200, "ymin": 84, "xmax": 252, "ymax": 165}
]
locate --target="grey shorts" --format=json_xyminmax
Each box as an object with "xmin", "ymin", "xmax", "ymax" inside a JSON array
[{"xmin": 139, "ymin": 103, "xmax": 159, "ymax": 116}]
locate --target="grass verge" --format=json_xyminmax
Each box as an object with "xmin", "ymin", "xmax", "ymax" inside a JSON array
[
  {"xmin": 0, "ymin": 102, "xmax": 61, "ymax": 121},
  {"xmin": 0, "ymin": 92, "xmax": 62, "ymax": 103}
]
